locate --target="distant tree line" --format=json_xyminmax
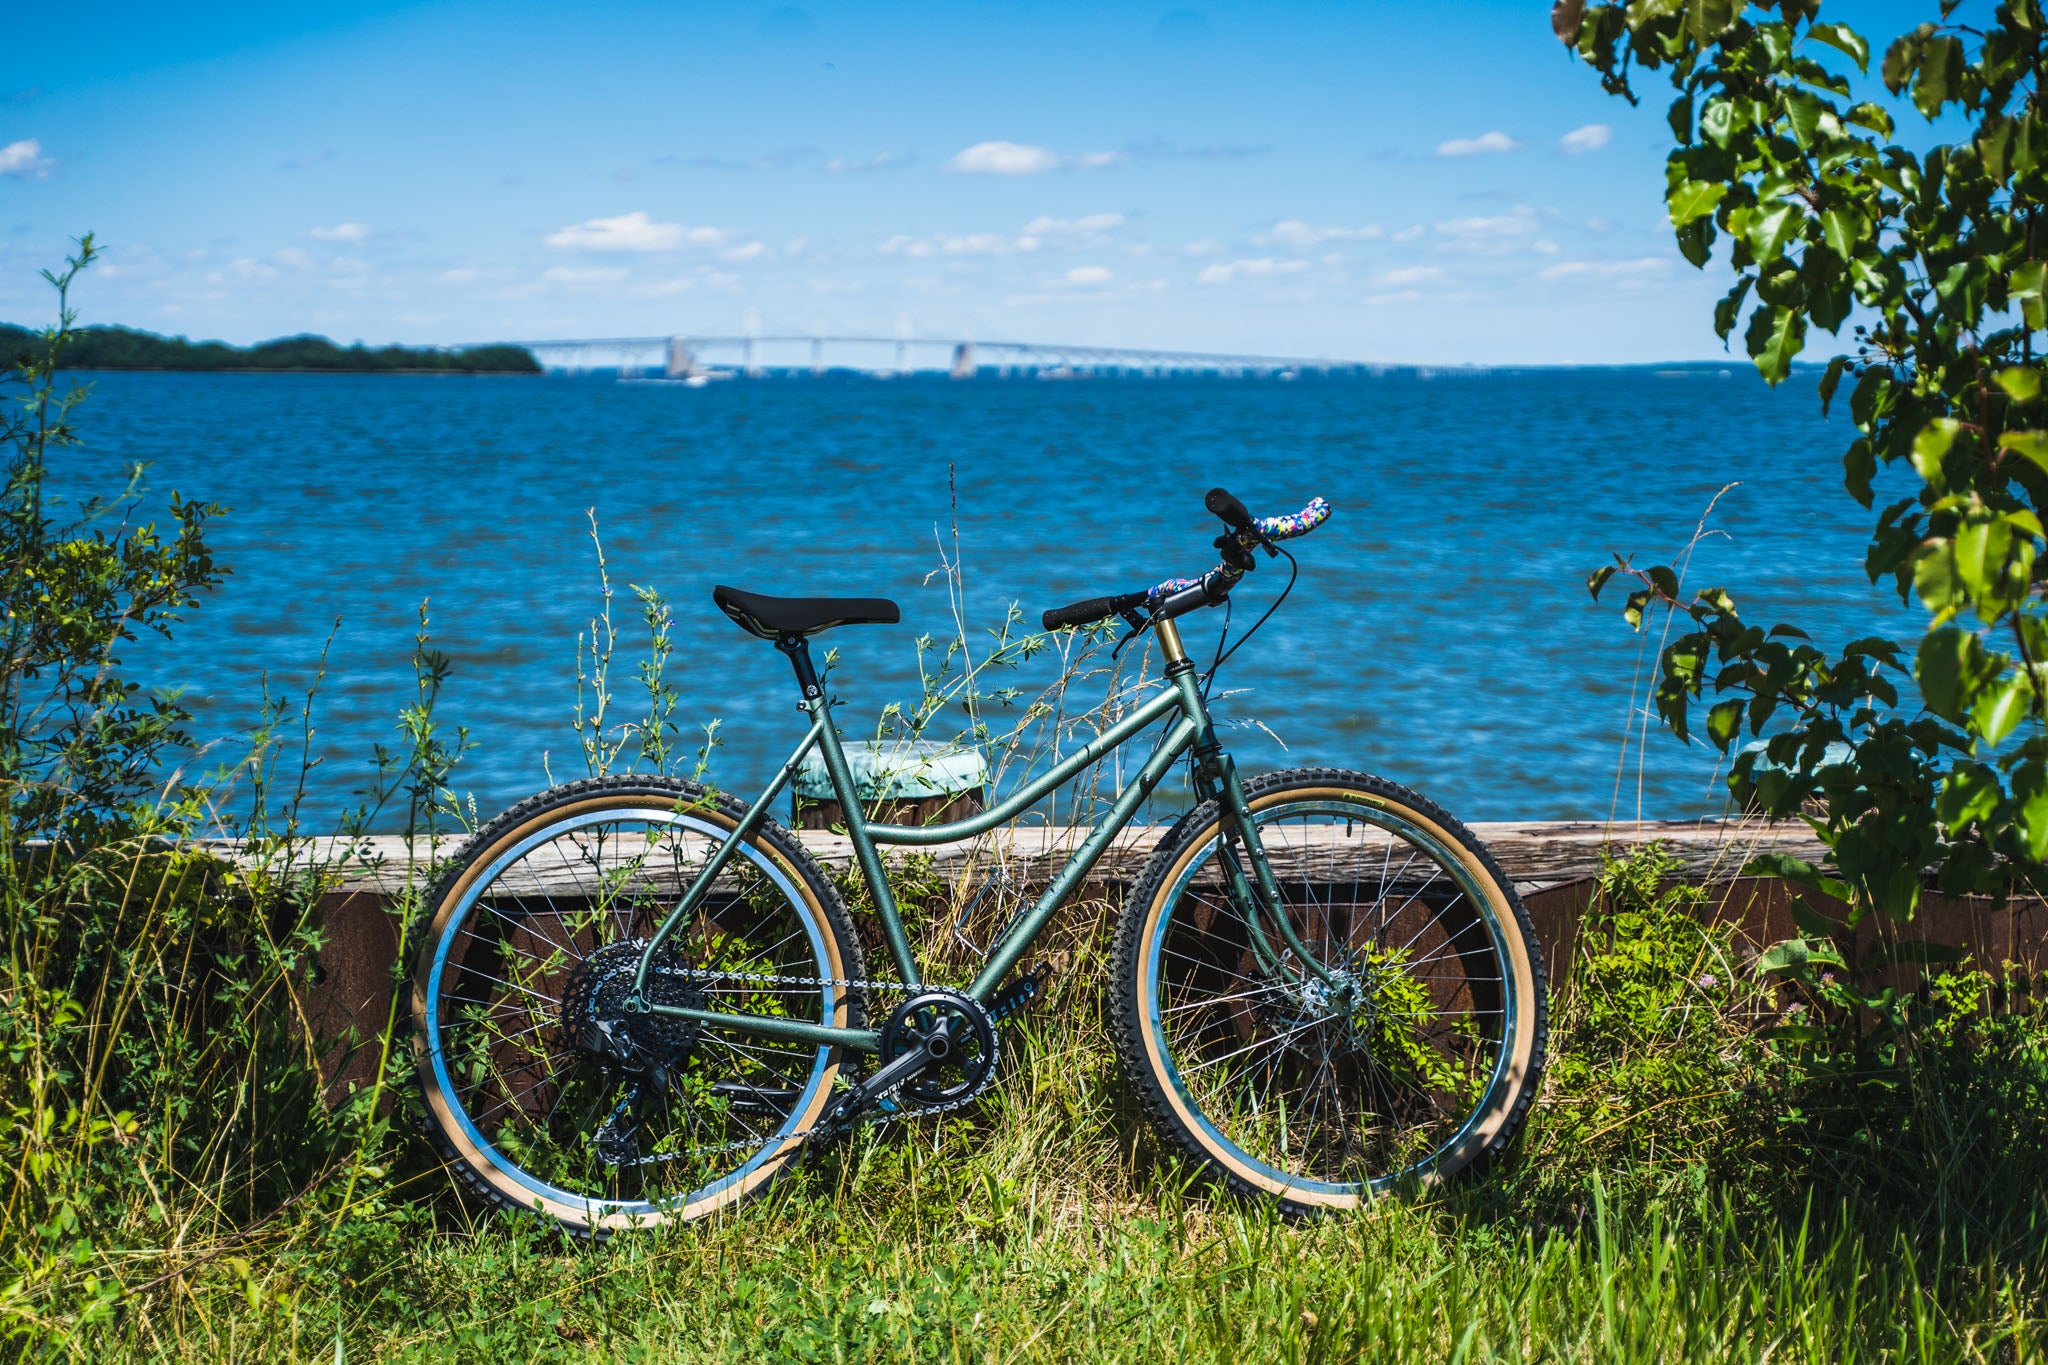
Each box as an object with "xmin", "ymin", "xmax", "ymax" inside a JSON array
[{"xmin": 0, "ymin": 323, "xmax": 541, "ymax": 373}]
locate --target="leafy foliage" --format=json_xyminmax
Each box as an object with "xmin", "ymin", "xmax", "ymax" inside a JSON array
[
  {"xmin": 1561, "ymin": 2, "xmax": 2048, "ymax": 987},
  {"xmin": 0, "ymin": 236, "xmax": 225, "ymax": 843}
]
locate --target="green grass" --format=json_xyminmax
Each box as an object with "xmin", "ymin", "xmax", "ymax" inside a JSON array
[{"xmin": 7, "ymin": 844, "xmax": 2046, "ymax": 1361}]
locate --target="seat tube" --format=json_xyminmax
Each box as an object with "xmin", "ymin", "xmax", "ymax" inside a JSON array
[{"xmin": 789, "ymin": 642, "xmax": 923, "ymax": 988}]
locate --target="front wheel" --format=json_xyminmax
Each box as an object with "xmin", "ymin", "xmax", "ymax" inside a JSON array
[{"xmin": 1110, "ymin": 768, "xmax": 1546, "ymax": 1213}]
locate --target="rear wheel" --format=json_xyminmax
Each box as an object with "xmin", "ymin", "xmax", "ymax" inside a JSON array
[
  {"xmin": 411, "ymin": 775, "xmax": 866, "ymax": 1236},
  {"xmin": 1111, "ymin": 768, "xmax": 1545, "ymax": 1212}
]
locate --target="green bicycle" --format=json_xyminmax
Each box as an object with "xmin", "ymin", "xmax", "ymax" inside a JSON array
[{"xmin": 412, "ymin": 489, "xmax": 1548, "ymax": 1235}]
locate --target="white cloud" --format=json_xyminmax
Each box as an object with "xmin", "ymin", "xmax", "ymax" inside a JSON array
[
  {"xmin": 722, "ymin": 241, "xmax": 772, "ymax": 261},
  {"xmin": 1065, "ymin": 265, "xmax": 1113, "ymax": 285},
  {"xmin": 1435, "ymin": 131, "xmax": 1521, "ymax": 157},
  {"xmin": 1020, "ymin": 212, "xmax": 1125, "ymax": 238},
  {"xmin": 544, "ymin": 211, "xmax": 730, "ymax": 252},
  {"xmin": 1183, "ymin": 240, "xmax": 1224, "ymax": 257},
  {"xmin": 1539, "ymin": 257, "xmax": 1670, "ymax": 281},
  {"xmin": 948, "ymin": 141, "xmax": 1062, "ymax": 175},
  {"xmin": 440, "ymin": 267, "xmax": 482, "ymax": 283},
  {"xmin": 1197, "ymin": 257, "xmax": 1310, "ymax": 285},
  {"xmin": 1375, "ymin": 266, "xmax": 1443, "ymax": 288},
  {"xmin": 945, "ymin": 141, "xmax": 1125, "ymax": 174},
  {"xmin": 881, "ymin": 216, "xmax": 1123, "ymax": 259},
  {"xmin": 542, "ymin": 266, "xmax": 629, "ymax": 283},
  {"xmin": 1434, "ymin": 209, "xmax": 1543, "ymax": 254},
  {"xmin": 0, "ymin": 138, "xmax": 52, "ymax": 178},
  {"xmin": 1559, "ymin": 123, "xmax": 1613, "ymax": 154},
  {"xmin": 1266, "ymin": 220, "xmax": 1382, "ymax": 248},
  {"xmin": 1391, "ymin": 225, "xmax": 1425, "ymax": 243},
  {"xmin": 309, "ymin": 222, "xmax": 369, "ymax": 241}
]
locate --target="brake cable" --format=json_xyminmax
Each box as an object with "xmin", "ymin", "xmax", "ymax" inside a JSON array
[{"xmin": 1201, "ymin": 541, "xmax": 1299, "ymax": 697}]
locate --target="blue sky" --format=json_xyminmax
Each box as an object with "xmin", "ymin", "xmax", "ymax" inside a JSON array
[{"xmin": 0, "ymin": 1, "xmax": 1938, "ymax": 363}]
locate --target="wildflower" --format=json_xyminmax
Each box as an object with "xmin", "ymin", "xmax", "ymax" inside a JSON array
[{"xmin": 1696, "ymin": 972, "xmax": 1718, "ymax": 989}]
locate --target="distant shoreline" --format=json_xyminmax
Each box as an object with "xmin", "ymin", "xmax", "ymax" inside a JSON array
[{"xmin": 0, "ymin": 324, "xmax": 540, "ymax": 374}]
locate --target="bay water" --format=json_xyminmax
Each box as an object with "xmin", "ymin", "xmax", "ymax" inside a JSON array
[{"xmin": 62, "ymin": 367, "xmax": 1907, "ymax": 830}]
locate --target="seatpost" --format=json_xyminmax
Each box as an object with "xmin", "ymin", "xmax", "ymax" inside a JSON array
[{"xmin": 775, "ymin": 633, "xmax": 824, "ymax": 707}]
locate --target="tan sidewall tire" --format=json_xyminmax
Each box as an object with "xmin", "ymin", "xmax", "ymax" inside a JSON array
[
  {"xmin": 410, "ymin": 778, "xmax": 859, "ymax": 1234},
  {"xmin": 1116, "ymin": 773, "xmax": 1546, "ymax": 1212}
]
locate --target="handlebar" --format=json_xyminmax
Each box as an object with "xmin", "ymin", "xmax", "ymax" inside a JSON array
[{"xmin": 1040, "ymin": 491, "xmax": 1331, "ymax": 631}]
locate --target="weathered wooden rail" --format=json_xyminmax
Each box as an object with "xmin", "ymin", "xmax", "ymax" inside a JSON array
[
  {"xmin": 270, "ymin": 817, "xmax": 1831, "ymax": 899},
  {"xmin": 290, "ymin": 817, "xmax": 2047, "ymax": 1098}
]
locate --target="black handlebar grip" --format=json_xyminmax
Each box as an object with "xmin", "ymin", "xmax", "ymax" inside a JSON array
[
  {"xmin": 1042, "ymin": 590, "xmax": 1148, "ymax": 631},
  {"xmin": 1205, "ymin": 487, "xmax": 1253, "ymax": 530}
]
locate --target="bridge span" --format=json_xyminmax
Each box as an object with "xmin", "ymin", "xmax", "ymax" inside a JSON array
[{"xmin": 498, "ymin": 334, "xmax": 1371, "ymax": 380}]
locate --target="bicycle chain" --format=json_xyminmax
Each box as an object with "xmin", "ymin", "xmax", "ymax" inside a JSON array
[{"xmin": 597, "ymin": 966, "xmax": 1038, "ymax": 1168}]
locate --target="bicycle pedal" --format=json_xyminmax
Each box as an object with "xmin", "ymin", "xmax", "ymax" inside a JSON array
[{"xmin": 989, "ymin": 962, "xmax": 1054, "ymax": 1025}]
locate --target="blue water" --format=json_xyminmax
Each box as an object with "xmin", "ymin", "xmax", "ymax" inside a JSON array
[{"xmin": 60, "ymin": 368, "xmax": 1911, "ymax": 829}]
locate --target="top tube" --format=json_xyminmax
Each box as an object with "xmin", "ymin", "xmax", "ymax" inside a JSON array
[{"xmin": 860, "ymin": 685, "xmax": 1188, "ymax": 847}]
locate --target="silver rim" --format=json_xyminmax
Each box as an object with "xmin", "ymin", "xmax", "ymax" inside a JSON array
[
  {"xmin": 423, "ymin": 803, "xmax": 841, "ymax": 1222},
  {"xmin": 1142, "ymin": 797, "xmax": 1516, "ymax": 1196}
]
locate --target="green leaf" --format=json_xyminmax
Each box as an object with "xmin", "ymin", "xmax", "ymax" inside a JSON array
[
  {"xmin": 1684, "ymin": 0, "xmax": 1740, "ymax": 44},
  {"xmin": 1784, "ymin": 92, "xmax": 1825, "ymax": 148},
  {"xmin": 1706, "ymin": 697, "xmax": 1745, "ymax": 751},
  {"xmin": 1715, "ymin": 276, "xmax": 1755, "ymax": 341},
  {"xmin": 1972, "ymin": 673, "xmax": 2033, "ymax": 746},
  {"xmin": 2011, "ymin": 262, "xmax": 2048, "ymax": 330},
  {"xmin": 1668, "ymin": 179, "xmax": 1727, "ymax": 227},
  {"xmin": 1937, "ymin": 760, "xmax": 2002, "ymax": 832},
  {"xmin": 1745, "ymin": 305, "xmax": 1806, "ymax": 384},
  {"xmin": 1806, "ymin": 21, "xmax": 1870, "ymax": 71},
  {"xmin": 1587, "ymin": 564, "xmax": 1618, "ymax": 599},
  {"xmin": 1667, "ymin": 93, "xmax": 1694, "ymax": 144},
  {"xmin": 1743, "ymin": 852, "xmax": 1852, "ymax": 903},
  {"xmin": 1917, "ymin": 625, "xmax": 1995, "ymax": 722},
  {"xmin": 1700, "ymin": 98, "xmax": 1736, "ymax": 147},
  {"xmin": 1997, "ymin": 367, "xmax": 2042, "ymax": 403},
  {"xmin": 1744, "ymin": 202, "xmax": 1802, "ymax": 264},
  {"xmin": 2014, "ymin": 760, "xmax": 2048, "ymax": 862},
  {"xmin": 1911, "ymin": 417, "xmax": 1961, "ymax": 488},
  {"xmin": 1999, "ymin": 432, "xmax": 2048, "ymax": 482},
  {"xmin": 1757, "ymin": 937, "xmax": 1847, "ymax": 975},
  {"xmin": 1818, "ymin": 355, "xmax": 1850, "ymax": 416},
  {"xmin": 1912, "ymin": 35, "xmax": 1962, "ymax": 118},
  {"xmin": 1818, "ymin": 205, "xmax": 1866, "ymax": 258}
]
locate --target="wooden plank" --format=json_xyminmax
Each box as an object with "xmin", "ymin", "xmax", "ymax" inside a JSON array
[{"xmin": 211, "ymin": 817, "xmax": 1828, "ymax": 898}]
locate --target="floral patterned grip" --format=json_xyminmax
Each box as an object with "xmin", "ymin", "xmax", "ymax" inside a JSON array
[{"xmin": 1146, "ymin": 497, "xmax": 1332, "ymax": 603}]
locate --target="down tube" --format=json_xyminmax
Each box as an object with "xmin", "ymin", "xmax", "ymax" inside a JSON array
[{"xmin": 967, "ymin": 716, "xmax": 1197, "ymax": 1001}]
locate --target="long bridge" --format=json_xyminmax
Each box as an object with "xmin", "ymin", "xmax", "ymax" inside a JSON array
[{"xmin": 497, "ymin": 334, "xmax": 1376, "ymax": 380}]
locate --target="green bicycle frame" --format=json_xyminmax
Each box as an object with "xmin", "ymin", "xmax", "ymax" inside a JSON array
[{"xmin": 632, "ymin": 617, "xmax": 1337, "ymax": 1055}]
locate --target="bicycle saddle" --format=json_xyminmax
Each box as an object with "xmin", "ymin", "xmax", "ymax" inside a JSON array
[{"xmin": 712, "ymin": 584, "xmax": 901, "ymax": 639}]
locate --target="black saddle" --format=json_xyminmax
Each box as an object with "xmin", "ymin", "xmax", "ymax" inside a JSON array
[{"xmin": 712, "ymin": 584, "xmax": 900, "ymax": 639}]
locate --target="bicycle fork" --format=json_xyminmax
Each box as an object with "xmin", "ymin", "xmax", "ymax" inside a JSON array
[{"xmin": 1157, "ymin": 617, "xmax": 1347, "ymax": 1000}]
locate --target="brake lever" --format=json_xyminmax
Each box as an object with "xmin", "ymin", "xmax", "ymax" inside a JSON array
[
  {"xmin": 1110, "ymin": 606, "xmax": 1152, "ymax": 662},
  {"xmin": 1214, "ymin": 532, "xmax": 1258, "ymax": 573}
]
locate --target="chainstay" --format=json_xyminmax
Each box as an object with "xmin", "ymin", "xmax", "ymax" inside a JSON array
[{"xmin": 600, "ymin": 966, "xmax": 1037, "ymax": 1167}]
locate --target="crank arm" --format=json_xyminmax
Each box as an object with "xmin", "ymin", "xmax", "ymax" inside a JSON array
[{"xmin": 840, "ymin": 1034, "xmax": 941, "ymax": 1118}]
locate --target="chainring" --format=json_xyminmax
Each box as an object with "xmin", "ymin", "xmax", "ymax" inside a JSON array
[
  {"xmin": 877, "ymin": 987, "xmax": 998, "ymax": 1108},
  {"xmin": 560, "ymin": 939, "xmax": 705, "ymax": 1077}
]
